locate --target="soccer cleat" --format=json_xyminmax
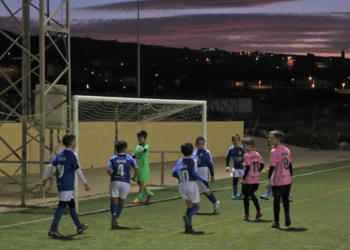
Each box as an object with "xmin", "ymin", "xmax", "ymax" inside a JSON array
[
  {"xmin": 242, "ymin": 215, "xmax": 250, "ymax": 221},
  {"xmin": 185, "ymin": 226, "xmax": 195, "ymax": 234},
  {"xmin": 77, "ymin": 223, "xmax": 89, "ymax": 234},
  {"xmin": 236, "ymin": 192, "xmax": 244, "ymax": 198},
  {"xmin": 285, "ymin": 213, "xmax": 291, "ymax": 227},
  {"xmin": 231, "ymin": 195, "xmax": 238, "ymax": 200},
  {"xmin": 288, "ymin": 194, "xmax": 292, "ymax": 201},
  {"xmin": 145, "ymin": 192, "xmax": 154, "ymax": 202},
  {"xmin": 256, "ymin": 210, "xmax": 263, "ymax": 219},
  {"xmin": 111, "ymin": 215, "xmax": 119, "ymax": 229},
  {"xmin": 132, "ymin": 198, "xmax": 140, "ymax": 204},
  {"xmin": 260, "ymin": 194, "xmax": 270, "ymax": 200},
  {"xmin": 271, "ymin": 222, "xmax": 280, "ymax": 229},
  {"xmin": 212, "ymin": 201, "xmax": 220, "ymax": 214},
  {"xmin": 48, "ymin": 230, "xmax": 64, "ymax": 238}
]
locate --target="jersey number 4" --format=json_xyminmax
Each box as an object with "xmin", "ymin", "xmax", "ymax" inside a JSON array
[{"xmin": 117, "ymin": 164, "xmax": 125, "ymax": 176}]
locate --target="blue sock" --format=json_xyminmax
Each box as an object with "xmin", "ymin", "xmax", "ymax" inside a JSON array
[
  {"xmin": 266, "ymin": 189, "xmax": 272, "ymax": 196},
  {"xmin": 188, "ymin": 206, "xmax": 200, "ymax": 226},
  {"xmin": 186, "ymin": 208, "xmax": 191, "ymax": 216},
  {"xmin": 50, "ymin": 206, "xmax": 65, "ymax": 232},
  {"xmin": 233, "ymin": 185, "xmax": 238, "ymax": 196},
  {"xmin": 207, "ymin": 193, "xmax": 217, "ymax": 204},
  {"xmin": 189, "ymin": 206, "xmax": 200, "ymax": 217},
  {"xmin": 69, "ymin": 207, "xmax": 82, "ymax": 229},
  {"xmin": 116, "ymin": 203, "xmax": 124, "ymax": 217},
  {"xmin": 110, "ymin": 203, "xmax": 113, "ymax": 214},
  {"xmin": 111, "ymin": 203, "xmax": 118, "ymax": 215}
]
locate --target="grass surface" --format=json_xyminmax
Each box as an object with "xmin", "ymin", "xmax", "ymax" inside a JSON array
[{"xmin": 1, "ymin": 160, "xmax": 350, "ymax": 250}]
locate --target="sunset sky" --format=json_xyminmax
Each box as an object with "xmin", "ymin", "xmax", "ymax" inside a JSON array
[{"xmin": 1, "ymin": 0, "xmax": 350, "ymax": 57}]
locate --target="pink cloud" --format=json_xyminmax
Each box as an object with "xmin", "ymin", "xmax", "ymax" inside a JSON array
[
  {"xmin": 68, "ymin": 13, "xmax": 350, "ymax": 57},
  {"xmin": 76, "ymin": 0, "xmax": 298, "ymax": 11}
]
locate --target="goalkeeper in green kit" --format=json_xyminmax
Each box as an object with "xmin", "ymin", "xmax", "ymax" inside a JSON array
[{"xmin": 132, "ymin": 130, "xmax": 154, "ymax": 204}]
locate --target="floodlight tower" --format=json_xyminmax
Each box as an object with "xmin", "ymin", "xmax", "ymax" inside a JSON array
[{"xmin": 0, "ymin": 0, "xmax": 71, "ymax": 206}]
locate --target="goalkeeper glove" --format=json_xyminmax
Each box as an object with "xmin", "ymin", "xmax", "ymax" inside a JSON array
[
  {"xmin": 138, "ymin": 146, "xmax": 145, "ymax": 152},
  {"xmin": 202, "ymin": 181, "xmax": 209, "ymax": 188}
]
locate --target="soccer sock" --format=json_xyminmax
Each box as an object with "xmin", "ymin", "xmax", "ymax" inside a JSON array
[
  {"xmin": 233, "ymin": 185, "xmax": 238, "ymax": 196},
  {"xmin": 50, "ymin": 206, "xmax": 65, "ymax": 231},
  {"xmin": 244, "ymin": 193, "xmax": 250, "ymax": 215},
  {"xmin": 266, "ymin": 188, "xmax": 272, "ymax": 196},
  {"xmin": 273, "ymin": 196, "xmax": 281, "ymax": 223},
  {"xmin": 145, "ymin": 189, "xmax": 152, "ymax": 196},
  {"xmin": 281, "ymin": 196, "xmax": 289, "ymax": 214},
  {"xmin": 111, "ymin": 202, "xmax": 118, "ymax": 215},
  {"xmin": 69, "ymin": 207, "xmax": 82, "ymax": 229},
  {"xmin": 186, "ymin": 208, "xmax": 192, "ymax": 225},
  {"xmin": 206, "ymin": 193, "xmax": 217, "ymax": 204},
  {"xmin": 136, "ymin": 193, "xmax": 143, "ymax": 200},
  {"xmin": 188, "ymin": 206, "xmax": 200, "ymax": 226},
  {"xmin": 250, "ymin": 193, "xmax": 260, "ymax": 211},
  {"xmin": 233, "ymin": 177, "xmax": 239, "ymax": 195},
  {"xmin": 116, "ymin": 203, "xmax": 124, "ymax": 218}
]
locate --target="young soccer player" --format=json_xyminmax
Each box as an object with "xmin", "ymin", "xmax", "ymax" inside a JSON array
[
  {"xmin": 108, "ymin": 140, "xmax": 139, "ymax": 229},
  {"xmin": 39, "ymin": 133, "xmax": 90, "ymax": 238},
  {"xmin": 225, "ymin": 134, "xmax": 245, "ymax": 199},
  {"xmin": 267, "ymin": 130, "xmax": 293, "ymax": 229},
  {"xmin": 172, "ymin": 142, "xmax": 209, "ymax": 234},
  {"xmin": 261, "ymin": 138, "xmax": 292, "ymax": 201},
  {"xmin": 132, "ymin": 130, "xmax": 153, "ymax": 204},
  {"xmin": 240, "ymin": 138, "xmax": 264, "ymax": 221},
  {"xmin": 193, "ymin": 136, "xmax": 220, "ymax": 213}
]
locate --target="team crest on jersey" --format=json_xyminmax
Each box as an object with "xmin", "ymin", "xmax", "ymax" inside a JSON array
[
  {"xmin": 199, "ymin": 153, "xmax": 203, "ymax": 157},
  {"xmin": 239, "ymin": 152, "xmax": 241, "ymax": 155}
]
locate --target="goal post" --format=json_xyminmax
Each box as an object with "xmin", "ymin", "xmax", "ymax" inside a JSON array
[{"xmin": 72, "ymin": 95, "xmax": 207, "ymax": 213}]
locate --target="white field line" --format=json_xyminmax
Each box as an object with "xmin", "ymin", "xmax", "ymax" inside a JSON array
[{"xmin": 0, "ymin": 165, "xmax": 349, "ymax": 229}]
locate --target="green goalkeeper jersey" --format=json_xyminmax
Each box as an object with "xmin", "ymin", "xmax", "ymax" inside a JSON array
[{"xmin": 134, "ymin": 143, "xmax": 150, "ymax": 172}]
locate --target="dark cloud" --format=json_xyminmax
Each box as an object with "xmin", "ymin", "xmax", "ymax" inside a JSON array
[
  {"xmin": 69, "ymin": 13, "xmax": 350, "ymax": 56},
  {"xmin": 75, "ymin": 0, "xmax": 298, "ymax": 12}
]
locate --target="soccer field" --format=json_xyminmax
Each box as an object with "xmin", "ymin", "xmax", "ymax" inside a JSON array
[{"xmin": 0, "ymin": 160, "xmax": 349, "ymax": 250}]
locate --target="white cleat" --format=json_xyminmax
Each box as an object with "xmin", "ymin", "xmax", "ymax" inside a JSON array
[{"xmin": 213, "ymin": 201, "xmax": 220, "ymax": 214}]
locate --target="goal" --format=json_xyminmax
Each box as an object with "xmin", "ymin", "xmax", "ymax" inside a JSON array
[{"xmin": 73, "ymin": 95, "xmax": 207, "ymax": 212}]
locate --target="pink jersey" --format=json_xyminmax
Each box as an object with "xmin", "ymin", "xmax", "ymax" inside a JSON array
[
  {"xmin": 243, "ymin": 150, "xmax": 263, "ymax": 184},
  {"xmin": 270, "ymin": 145, "xmax": 292, "ymax": 186}
]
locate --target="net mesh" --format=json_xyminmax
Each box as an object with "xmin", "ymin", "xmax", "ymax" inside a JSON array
[{"xmin": 0, "ymin": 98, "xmax": 204, "ymax": 212}]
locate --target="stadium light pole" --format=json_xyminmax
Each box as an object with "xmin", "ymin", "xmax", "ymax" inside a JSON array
[{"xmin": 137, "ymin": 0, "xmax": 140, "ymax": 98}]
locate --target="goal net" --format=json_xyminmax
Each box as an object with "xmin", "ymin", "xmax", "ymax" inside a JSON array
[{"xmin": 72, "ymin": 95, "xmax": 206, "ymax": 212}]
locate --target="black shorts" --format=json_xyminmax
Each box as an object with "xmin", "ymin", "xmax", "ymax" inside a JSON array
[
  {"xmin": 242, "ymin": 183, "xmax": 259, "ymax": 194},
  {"xmin": 272, "ymin": 184, "xmax": 291, "ymax": 197}
]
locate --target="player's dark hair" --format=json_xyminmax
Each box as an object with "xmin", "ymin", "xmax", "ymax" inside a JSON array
[
  {"xmin": 195, "ymin": 136, "xmax": 205, "ymax": 144},
  {"xmin": 241, "ymin": 137, "xmax": 255, "ymax": 148},
  {"xmin": 115, "ymin": 140, "xmax": 127, "ymax": 153},
  {"xmin": 137, "ymin": 130, "xmax": 147, "ymax": 139},
  {"xmin": 232, "ymin": 134, "xmax": 240, "ymax": 141},
  {"xmin": 181, "ymin": 142, "xmax": 193, "ymax": 156},
  {"xmin": 62, "ymin": 133, "xmax": 76, "ymax": 147},
  {"xmin": 270, "ymin": 130, "xmax": 284, "ymax": 140}
]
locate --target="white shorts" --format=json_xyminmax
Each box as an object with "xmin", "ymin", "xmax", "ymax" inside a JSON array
[
  {"xmin": 179, "ymin": 182, "xmax": 200, "ymax": 204},
  {"xmin": 231, "ymin": 168, "xmax": 244, "ymax": 178},
  {"xmin": 58, "ymin": 191, "xmax": 74, "ymax": 201},
  {"xmin": 196, "ymin": 180, "xmax": 210, "ymax": 193},
  {"xmin": 196, "ymin": 167, "xmax": 210, "ymax": 193},
  {"xmin": 110, "ymin": 181, "xmax": 130, "ymax": 199}
]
